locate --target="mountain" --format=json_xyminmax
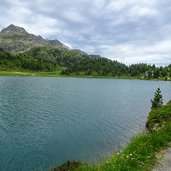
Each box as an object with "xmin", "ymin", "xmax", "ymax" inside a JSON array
[
  {"xmin": 0, "ymin": 25, "xmax": 129, "ymax": 76},
  {"xmin": 0, "ymin": 24, "xmax": 68, "ymax": 53},
  {"xmin": 0, "ymin": 25, "xmax": 170, "ymax": 79}
]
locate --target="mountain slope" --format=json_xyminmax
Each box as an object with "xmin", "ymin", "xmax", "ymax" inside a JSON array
[
  {"xmin": 0, "ymin": 48, "xmax": 57, "ymax": 71},
  {"xmin": 0, "ymin": 24, "xmax": 68, "ymax": 53},
  {"xmin": 0, "ymin": 25, "xmax": 170, "ymax": 79}
]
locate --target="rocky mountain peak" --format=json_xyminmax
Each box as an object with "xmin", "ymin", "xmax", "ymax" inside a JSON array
[
  {"xmin": 1, "ymin": 24, "xmax": 27, "ymax": 34},
  {"xmin": 0, "ymin": 24, "xmax": 69, "ymax": 52}
]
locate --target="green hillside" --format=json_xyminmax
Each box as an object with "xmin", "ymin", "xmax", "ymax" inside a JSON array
[
  {"xmin": 0, "ymin": 48, "xmax": 57, "ymax": 72},
  {"xmin": 0, "ymin": 24, "xmax": 171, "ymax": 79}
]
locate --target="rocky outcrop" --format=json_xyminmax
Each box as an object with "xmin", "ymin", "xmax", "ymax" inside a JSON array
[{"xmin": 0, "ymin": 24, "xmax": 69, "ymax": 53}]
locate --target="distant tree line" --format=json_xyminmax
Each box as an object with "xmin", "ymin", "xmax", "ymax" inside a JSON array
[
  {"xmin": 0, "ymin": 47, "xmax": 171, "ymax": 79},
  {"xmin": 128, "ymin": 63, "xmax": 170, "ymax": 79}
]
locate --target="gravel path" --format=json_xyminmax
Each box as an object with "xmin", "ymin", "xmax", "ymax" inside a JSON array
[{"xmin": 153, "ymin": 147, "xmax": 171, "ymax": 171}]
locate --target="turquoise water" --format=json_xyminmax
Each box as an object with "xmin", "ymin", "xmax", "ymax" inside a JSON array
[{"xmin": 0, "ymin": 77, "xmax": 171, "ymax": 171}]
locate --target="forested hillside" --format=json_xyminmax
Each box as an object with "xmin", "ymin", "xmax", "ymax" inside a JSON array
[
  {"xmin": 0, "ymin": 24, "xmax": 171, "ymax": 79},
  {"xmin": 0, "ymin": 47, "xmax": 171, "ymax": 80},
  {"xmin": 0, "ymin": 48, "xmax": 57, "ymax": 71},
  {"xmin": 26, "ymin": 46, "xmax": 171, "ymax": 79},
  {"xmin": 25, "ymin": 46, "xmax": 128, "ymax": 76}
]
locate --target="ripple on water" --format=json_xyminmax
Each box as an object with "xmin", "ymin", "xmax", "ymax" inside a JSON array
[{"xmin": 0, "ymin": 77, "xmax": 171, "ymax": 171}]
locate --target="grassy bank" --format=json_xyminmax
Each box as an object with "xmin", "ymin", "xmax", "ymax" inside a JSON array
[
  {"xmin": 0, "ymin": 71, "xmax": 170, "ymax": 81},
  {"xmin": 51, "ymin": 101, "xmax": 171, "ymax": 171},
  {"xmin": 0, "ymin": 71, "xmax": 62, "ymax": 77}
]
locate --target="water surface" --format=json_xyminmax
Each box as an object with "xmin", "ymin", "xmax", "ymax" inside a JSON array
[{"xmin": 0, "ymin": 77, "xmax": 171, "ymax": 171}]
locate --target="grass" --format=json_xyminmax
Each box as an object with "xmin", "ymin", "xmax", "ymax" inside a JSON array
[
  {"xmin": 0, "ymin": 71, "xmax": 32, "ymax": 76},
  {"xmin": 0, "ymin": 69, "xmax": 62, "ymax": 77},
  {"xmin": 51, "ymin": 101, "xmax": 171, "ymax": 171},
  {"xmin": 0, "ymin": 71, "xmax": 170, "ymax": 81},
  {"xmin": 146, "ymin": 100, "xmax": 171, "ymax": 131}
]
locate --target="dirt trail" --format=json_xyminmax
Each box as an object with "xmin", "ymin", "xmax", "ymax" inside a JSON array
[{"xmin": 153, "ymin": 146, "xmax": 171, "ymax": 171}]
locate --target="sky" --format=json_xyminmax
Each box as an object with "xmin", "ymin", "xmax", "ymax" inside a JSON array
[{"xmin": 0, "ymin": 0, "xmax": 171, "ymax": 65}]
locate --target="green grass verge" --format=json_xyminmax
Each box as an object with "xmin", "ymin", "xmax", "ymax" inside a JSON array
[
  {"xmin": 0, "ymin": 70, "xmax": 62, "ymax": 77},
  {"xmin": 0, "ymin": 71, "xmax": 170, "ymax": 81},
  {"xmin": 0, "ymin": 71, "xmax": 32, "ymax": 76}
]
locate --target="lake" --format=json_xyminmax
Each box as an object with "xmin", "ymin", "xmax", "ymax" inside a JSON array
[{"xmin": 0, "ymin": 77, "xmax": 171, "ymax": 171}]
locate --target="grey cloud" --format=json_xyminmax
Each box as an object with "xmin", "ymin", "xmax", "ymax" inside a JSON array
[{"xmin": 0, "ymin": 0, "xmax": 171, "ymax": 65}]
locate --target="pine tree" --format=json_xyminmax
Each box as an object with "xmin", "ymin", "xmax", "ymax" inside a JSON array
[{"xmin": 151, "ymin": 88, "xmax": 163, "ymax": 109}]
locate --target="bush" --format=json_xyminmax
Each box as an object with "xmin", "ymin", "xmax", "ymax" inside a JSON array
[
  {"xmin": 146, "ymin": 101, "xmax": 171, "ymax": 131},
  {"xmin": 50, "ymin": 160, "xmax": 82, "ymax": 171}
]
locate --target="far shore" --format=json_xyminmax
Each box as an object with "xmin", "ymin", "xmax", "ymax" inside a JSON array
[{"xmin": 0, "ymin": 71, "xmax": 170, "ymax": 81}]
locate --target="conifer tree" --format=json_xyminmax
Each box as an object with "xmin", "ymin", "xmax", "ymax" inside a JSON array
[{"xmin": 151, "ymin": 88, "xmax": 163, "ymax": 109}]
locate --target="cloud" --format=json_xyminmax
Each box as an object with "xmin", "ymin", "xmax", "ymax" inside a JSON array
[
  {"xmin": 0, "ymin": 0, "xmax": 171, "ymax": 65},
  {"xmin": 98, "ymin": 39, "xmax": 171, "ymax": 65}
]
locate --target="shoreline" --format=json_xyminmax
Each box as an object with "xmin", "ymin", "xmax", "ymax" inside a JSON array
[
  {"xmin": 51, "ymin": 101, "xmax": 171, "ymax": 171},
  {"xmin": 0, "ymin": 71, "xmax": 170, "ymax": 81}
]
